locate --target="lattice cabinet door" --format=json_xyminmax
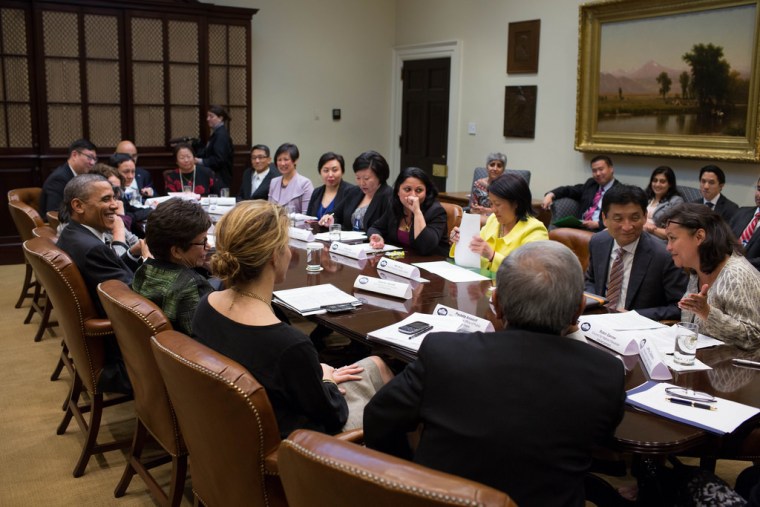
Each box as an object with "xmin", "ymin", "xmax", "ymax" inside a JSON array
[
  {"xmin": 0, "ymin": 6, "xmax": 33, "ymax": 150},
  {"xmin": 208, "ymin": 22, "xmax": 248, "ymax": 146}
]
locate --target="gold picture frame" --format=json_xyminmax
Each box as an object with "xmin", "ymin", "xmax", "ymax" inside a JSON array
[{"xmin": 575, "ymin": 0, "xmax": 760, "ymax": 161}]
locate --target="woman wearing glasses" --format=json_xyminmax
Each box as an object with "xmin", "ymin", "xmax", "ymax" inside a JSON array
[
  {"xmin": 164, "ymin": 143, "xmax": 218, "ymax": 196},
  {"xmin": 133, "ymin": 198, "xmax": 214, "ymax": 336}
]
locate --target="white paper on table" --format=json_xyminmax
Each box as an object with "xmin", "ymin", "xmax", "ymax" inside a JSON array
[
  {"xmin": 289, "ymin": 227, "xmax": 315, "ymax": 242},
  {"xmin": 354, "ymin": 275, "xmax": 412, "ymax": 299},
  {"xmin": 314, "ymin": 231, "xmax": 367, "ymax": 242},
  {"xmin": 377, "ymin": 271, "xmax": 424, "ymax": 290},
  {"xmin": 645, "ymin": 325, "xmax": 724, "ymax": 355},
  {"xmin": 329, "ymin": 252, "xmax": 367, "ymax": 269},
  {"xmin": 377, "ymin": 256, "xmax": 428, "ymax": 282},
  {"xmin": 365, "ymin": 243, "xmax": 403, "ymax": 254},
  {"xmin": 662, "ymin": 355, "xmax": 712, "ymax": 372},
  {"xmin": 626, "ymin": 381, "xmax": 759, "ymax": 434},
  {"xmin": 201, "ymin": 196, "xmax": 236, "ymax": 206},
  {"xmin": 578, "ymin": 311, "xmax": 667, "ymax": 355},
  {"xmin": 208, "ymin": 205, "xmax": 234, "ymax": 216},
  {"xmin": 432, "ymin": 304, "xmax": 494, "ymax": 332},
  {"xmin": 367, "ymin": 312, "xmax": 466, "ymax": 353},
  {"xmin": 329, "ymin": 242, "xmax": 368, "ymax": 260},
  {"xmin": 167, "ymin": 192, "xmax": 201, "ymax": 201},
  {"xmin": 291, "ymin": 213, "xmax": 317, "ymax": 222},
  {"xmin": 273, "ymin": 284, "xmax": 361, "ymax": 316},
  {"xmin": 637, "ymin": 338, "xmax": 672, "ymax": 380},
  {"xmin": 413, "ymin": 261, "xmax": 490, "ymax": 283},
  {"xmin": 354, "ymin": 292, "xmax": 413, "ymax": 313},
  {"xmin": 454, "ymin": 213, "xmax": 482, "ymax": 269},
  {"xmin": 144, "ymin": 195, "xmax": 173, "ymax": 207}
]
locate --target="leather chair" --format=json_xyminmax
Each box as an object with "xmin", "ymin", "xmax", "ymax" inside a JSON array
[
  {"xmin": 549, "ymin": 197, "xmax": 581, "ymax": 228},
  {"xmin": 440, "ymin": 202, "xmax": 463, "ymax": 236},
  {"xmin": 279, "ymin": 429, "xmax": 518, "ymax": 507},
  {"xmin": 98, "ymin": 280, "xmax": 187, "ymax": 506},
  {"xmin": 23, "ymin": 226, "xmax": 59, "ymax": 343},
  {"xmin": 151, "ymin": 330, "xmax": 364, "ymax": 507},
  {"xmin": 8, "ymin": 188, "xmax": 45, "ymax": 315},
  {"xmin": 23, "ymin": 237, "xmax": 131, "ymax": 477},
  {"xmin": 677, "ymin": 185, "xmax": 702, "ymax": 203},
  {"xmin": 548, "ymin": 228, "xmax": 594, "ymax": 272},
  {"xmin": 472, "ymin": 167, "xmax": 531, "ymax": 186},
  {"xmin": 46, "ymin": 210, "xmax": 60, "ymax": 230},
  {"xmin": 32, "ymin": 225, "xmax": 59, "ymax": 241}
]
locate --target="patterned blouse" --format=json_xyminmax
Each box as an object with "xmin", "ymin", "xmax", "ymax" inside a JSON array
[
  {"xmin": 469, "ymin": 177, "xmax": 490, "ymax": 209},
  {"xmin": 163, "ymin": 165, "xmax": 217, "ymax": 196}
]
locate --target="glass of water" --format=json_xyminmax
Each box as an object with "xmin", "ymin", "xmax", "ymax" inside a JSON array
[
  {"xmin": 329, "ymin": 223, "xmax": 342, "ymax": 242},
  {"xmin": 208, "ymin": 194, "xmax": 219, "ymax": 211},
  {"xmin": 306, "ymin": 242, "xmax": 323, "ymax": 272},
  {"xmin": 674, "ymin": 322, "xmax": 699, "ymax": 366},
  {"xmin": 220, "ymin": 188, "xmax": 230, "ymax": 198}
]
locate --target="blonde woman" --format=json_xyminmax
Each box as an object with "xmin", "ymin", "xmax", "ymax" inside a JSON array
[{"xmin": 192, "ymin": 201, "xmax": 392, "ymax": 436}]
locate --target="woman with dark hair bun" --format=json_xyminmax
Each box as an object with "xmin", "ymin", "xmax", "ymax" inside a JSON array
[
  {"xmin": 306, "ymin": 152, "xmax": 356, "ymax": 220},
  {"xmin": 194, "ymin": 105, "xmax": 234, "ymax": 187},
  {"xmin": 644, "ymin": 165, "xmax": 683, "ymax": 240},
  {"xmin": 367, "ymin": 167, "xmax": 448, "ymax": 256},
  {"xmin": 663, "ymin": 202, "xmax": 760, "ymax": 348},
  {"xmin": 450, "ymin": 172, "xmax": 548, "ymax": 272}
]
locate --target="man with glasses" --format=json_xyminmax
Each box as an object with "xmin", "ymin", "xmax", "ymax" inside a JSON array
[
  {"xmin": 115, "ymin": 139, "xmax": 154, "ymax": 202},
  {"xmin": 40, "ymin": 138, "xmax": 98, "ymax": 215},
  {"xmin": 238, "ymin": 144, "xmax": 280, "ymax": 201}
]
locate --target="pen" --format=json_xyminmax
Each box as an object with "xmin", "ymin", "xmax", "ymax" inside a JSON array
[
  {"xmin": 665, "ymin": 397, "xmax": 717, "ymax": 411},
  {"xmin": 408, "ymin": 326, "xmax": 433, "ymax": 339},
  {"xmin": 732, "ymin": 358, "xmax": 760, "ymax": 369}
]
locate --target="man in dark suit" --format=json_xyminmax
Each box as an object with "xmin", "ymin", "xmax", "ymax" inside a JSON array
[
  {"xmin": 56, "ymin": 173, "xmax": 141, "ymax": 394},
  {"xmin": 40, "ymin": 138, "xmax": 98, "ymax": 215},
  {"xmin": 364, "ymin": 241, "xmax": 626, "ymax": 507},
  {"xmin": 238, "ymin": 144, "xmax": 280, "ymax": 200},
  {"xmin": 586, "ymin": 185, "xmax": 687, "ymax": 321},
  {"xmin": 691, "ymin": 165, "xmax": 739, "ymax": 222},
  {"xmin": 116, "ymin": 139, "xmax": 154, "ymax": 199},
  {"xmin": 730, "ymin": 175, "xmax": 760, "ymax": 271},
  {"xmin": 541, "ymin": 154, "xmax": 620, "ymax": 231}
]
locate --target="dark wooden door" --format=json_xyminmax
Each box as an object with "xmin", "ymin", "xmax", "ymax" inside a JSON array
[{"xmin": 400, "ymin": 58, "xmax": 450, "ymax": 192}]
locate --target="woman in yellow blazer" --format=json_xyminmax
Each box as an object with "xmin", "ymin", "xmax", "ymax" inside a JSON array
[{"xmin": 449, "ymin": 172, "xmax": 548, "ymax": 272}]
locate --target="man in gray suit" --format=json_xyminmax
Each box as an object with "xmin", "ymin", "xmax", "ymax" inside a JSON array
[{"xmin": 585, "ymin": 184, "xmax": 687, "ymax": 321}]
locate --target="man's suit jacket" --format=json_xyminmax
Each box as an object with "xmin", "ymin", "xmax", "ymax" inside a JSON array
[
  {"xmin": 730, "ymin": 207, "xmax": 760, "ymax": 271},
  {"xmin": 197, "ymin": 123, "xmax": 234, "ymax": 187},
  {"xmin": 690, "ymin": 194, "xmax": 739, "ymax": 223},
  {"xmin": 238, "ymin": 165, "xmax": 280, "ymax": 201},
  {"xmin": 550, "ymin": 178, "xmax": 621, "ymax": 231},
  {"xmin": 40, "ymin": 163, "xmax": 75, "ymax": 215},
  {"xmin": 56, "ymin": 221, "xmax": 136, "ymax": 317},
  {"xmin": 135, "ymin": 167, "xmax": 153, "ymax": 193},
  {"xmin": 585, "ymin": 230, "xmax": 687, "ymax": 321},
  {"xmin": 306, "ymin": 180, "xmax": 356, "ymax": 218},
  {"xmin": 364, "ymin": 328, "xmax": 626, "ymax": 507},
  {"xmin": 332, "ymin": 184, "xmax": 392, "ymax": 232}
]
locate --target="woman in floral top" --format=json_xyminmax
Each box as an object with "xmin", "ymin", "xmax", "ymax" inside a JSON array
[
  {"xmin": 470, "ymin": 152, "xmax": 507, "ymax": 224},
  {"xmin": 163, "ymin": 142, "xmax": 217, "ymax": 196}
]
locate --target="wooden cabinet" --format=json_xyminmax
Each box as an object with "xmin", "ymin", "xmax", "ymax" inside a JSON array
[{"xmin": 0, "ymin": 0, "xmax": 256, "ymax": 263}]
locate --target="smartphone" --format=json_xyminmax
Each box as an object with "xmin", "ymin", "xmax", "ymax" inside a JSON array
[{"xmin": 398, "ymin": 321, "xmax": 433, "ymax": 335}]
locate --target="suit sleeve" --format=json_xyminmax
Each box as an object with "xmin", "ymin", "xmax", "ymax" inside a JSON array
[
  {"xmin": 411, "ymin": 204, "xmax": 448, "ymax": 256},
  {"xmin": 367, "ymin": 209, "xmax": 391, "ymax": 238},
  {"xmin": 199, "ymin": 129, "xmax": 233, "ymax": 173},
  {"xmin": 550, "ymin": 182, "xmax": 585, "ymax": 201},
  {"xmin": 85, "ymin": 244, "xmax": 134, "ymax": 287},
  {"xmin": 584, "ymin": 243, "xmax": 599, "ymax": 295},
  {"xmin": 364, "ymin": 356, "xmax": 425, "ymax": 460},
  {"xmin": 636, "ymin": 253, "xmax": 687, "ymax": 321},
  {"xmin": 299, "ymin": 178, "xmax": 314, "ymax": 215}
]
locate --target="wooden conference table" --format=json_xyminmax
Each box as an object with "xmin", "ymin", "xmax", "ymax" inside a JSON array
[{"xmin": 274, "ymin": 241, "xmax": 760, "ymax": 459}]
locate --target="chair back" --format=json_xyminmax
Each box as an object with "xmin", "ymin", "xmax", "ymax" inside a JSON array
[
  {"xmin": 550, "ymin": 198, "xmax": 581, "ymax": 225},
  {"xmin": 151, "ymin": 330, "xmax": 286, "ymax": 507},
  {"xmin": 549, "ymin": 228, "xmax": 594, "ymax": 272},
  {"xmin": 32, "ymin": 225, "xmax": 59, "ymax": 241},
  {"xmin": 279, "ymin": 429, "xmax": 518, "ymax": 507},
  {"xmin": 46, "ymin": 210, "xmax": 60, "ymax": 230},
  {"xmin": 440, "ymin": 202, "xmax": 463, "ymax": 235},
  {"xmin": 23, "ymin": 237, "xmax": 111, "ymax": 394},
  {"xmin": 98, "ymin": 280, "xmax": 184, "ymax": 456},
  {"xmin": 472, "ymin": 168, "xmax": 531, "ymax": 187},
  {"xmin": 677, "ymin": 185, "xmax": 701, "ymax": 203},
  {"xmin": 8, "ymin": 188, "xmax": 44, "ymax": 242}
]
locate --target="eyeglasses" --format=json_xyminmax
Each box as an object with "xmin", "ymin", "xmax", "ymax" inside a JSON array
[
  {"xmin": 664, "ymin": 387, "xmax": 716, "ymax": 403},
  {"xmin": 190, "ymin": 237, "xmax": 209, "ymax": 248},
  {"xmin": 77, "ymin": 151, "xmax": 98, "ymax": 163}
]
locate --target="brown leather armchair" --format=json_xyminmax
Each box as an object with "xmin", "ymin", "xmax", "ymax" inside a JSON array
[
  {"xmin": 8, "ymin": 188, "xmax": 45, "ymax": 320},
  {"xmin": 279, "ymin": 429, "xmax": 518, "ymax": 507},
  {"xmin": 23, "ymin": 237, "xmax": 131, "ymax": 477},
  {"xmin": 440, "ymin": 202, "xmax": 463, "ymax": 237},
  {"xmin": 98, "ymin": 280, "xmax": 187, "ymax": 506},
  {"xmin": 548, "ymin": 228, "xmax": 594, "ymax": 272}
]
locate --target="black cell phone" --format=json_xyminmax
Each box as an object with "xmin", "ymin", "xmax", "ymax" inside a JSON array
[
  {"xmin": 398, "ymin": 321, "xmax": 433, "ymax": 334},
  {"xmin": 323, "ymin": 303, "xmax": 354, "ymax": 313}
]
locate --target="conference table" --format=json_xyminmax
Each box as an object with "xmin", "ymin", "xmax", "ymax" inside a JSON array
[{"xmin": 274, "ymin": 238, "xmax": 760, "ymax": 461}]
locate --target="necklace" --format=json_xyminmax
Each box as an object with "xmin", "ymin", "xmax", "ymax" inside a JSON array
[
  {"xmin": 179, "ymin": 168, "xmax": 196, "ymax": 190},
  {"xmin": 400, "ymin": 215, "xmax": 412, "ymax": 232},
  {"xmin": 230, "ymin": 286, "xmax": 274, "ymax": 313}
]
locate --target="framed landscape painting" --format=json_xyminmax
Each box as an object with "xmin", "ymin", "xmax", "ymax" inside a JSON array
[{"xmin": 575, "ymin": 0, "xmax": 760, "ymax": 161}]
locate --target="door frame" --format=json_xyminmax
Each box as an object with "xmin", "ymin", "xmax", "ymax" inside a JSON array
[{"xmin": 390, "ymin": 40, "xmax": 461, "ymax": 192}]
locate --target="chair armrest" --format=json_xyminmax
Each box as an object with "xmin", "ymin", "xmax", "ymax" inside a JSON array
[
  {"xmin": 334, "ymin": 428, "xmax": 364, "ymax": 443},
  {"xmin": 83, "ymin": 318, "xmax": 114, "ymax": 336},
  {"xmin": 264, "ymin": 450, "xmax": 279, "ymax": 475}
]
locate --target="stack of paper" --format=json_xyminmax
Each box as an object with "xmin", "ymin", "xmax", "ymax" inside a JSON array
[
  {"xmin": 273, "ymin": 284, "xmax": 361, "ymax": 316},
  {"xmin": 413, "ymin": 261, "xmax": 490, "ymax": 282},
  {"xmin": 367, "ymin": 312, "xmax": 465, "ymax": 353},
  {"xmin": 314, "ymin": 231, "xmax": 367, "ymax": 242}
]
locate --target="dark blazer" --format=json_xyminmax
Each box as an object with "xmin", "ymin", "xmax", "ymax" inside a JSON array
[
  {"xmin": 367, "ymin": 200, "xmax": 449, "ymax": 256},
  {"xmin": 551, "ymin": 178, "xmax": 621, "ymax": 231},
  {"xmin": 306, "ymin": 180, "xmax": 356, "ymax": 219},
  {"xmin": 585, "ymin": 230, "xmax": 687, "ymax": 321},
  {"xmin": 135, "ymin": 167, "xmax": 153, "ymax": 193},
  {"xmin": 731, "ymin": 207, "xmax": 760, "ymax": 271},
  {"xmin": 690, "ymin": 194, "xmax": 739, "ymax": 223},
  {"xmin": 238, "ymin": 165, "xmax": 280, "ymax": 201},
  {"xmin": 332, "ymin": 184, "xmax": 392, "ymax": 232},
  {"xmin": 197, "ymin": 123, "xmax": 234, "ymax": 187},
  {"xmin": 364, "ymin": 328, "xmax": 626, "ymax": 507},
  {"xmin": 40, "ymin": 163, "xmax": 75, "ymax": 215}
]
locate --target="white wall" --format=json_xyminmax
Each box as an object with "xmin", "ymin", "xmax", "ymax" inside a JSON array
[
  {"xmin": 214, "ymin": 0, "xmax": 396, "ymax": 184},
  {"xmin": 395, "ymin": 0, "xmax": 759, "ymax": 204}
]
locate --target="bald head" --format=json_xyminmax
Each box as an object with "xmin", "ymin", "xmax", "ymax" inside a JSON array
[{"xmin": 116, "ymin": 140, "xmax": 138, "ymax": 161}]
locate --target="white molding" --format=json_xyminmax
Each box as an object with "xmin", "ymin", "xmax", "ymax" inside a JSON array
[{"xmin": 390, "ymin": 40, "xmax": 461, "ymax": 191}]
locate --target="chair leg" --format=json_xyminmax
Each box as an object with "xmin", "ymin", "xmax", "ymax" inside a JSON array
[
  {"xmin": 57, "ymin": 373, "xmax": 83, "ymax": 435},
  {"xmin": 23, "ymin": 278, "xmax": 41, "ymax": 323},
  {"xmin": 168, "ymin": 455, "xmax": 188, "ymax": 507},
  {"xmin": 72, "ymin": 392, "xmax": 104, "ymax": 477},
  {"xmin": 15, "ymin": 262, "xmax": 34, "ymax": 308},
  {"xmin": 33, "ymin": 296, "xmax": 54, "ymax": 342},
  {"xmin": 51, "ymin": 341, "xmax": 73, "ymax": 383},
  {"xmin": 115, "ymin": 419, "xmax": 148, "ymax": 498}
]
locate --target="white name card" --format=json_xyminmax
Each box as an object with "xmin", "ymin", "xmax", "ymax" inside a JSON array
[
  {"xmin": 578, "ymin": 318, "xmax": 639, "ymax": 355},
  {"xmin": 638, "ymin": 338, "xmax": 672, "ymax": 380},
  {"xmin": 377, "ymin": 270, "xmax": 423, "ymax": 290},
  {"xmin": 433, "ymin": 304, "xmax": 494, "ymax": 332},
  {"xmin": 329, "ymin": 252, "xmax": 367, "ymax": 270},
  {"xmin": 376, "ymin": 256, "xmax": 427, "ymax": 281},
  {"xmin": 289, "ymin": 227, "xmax": 315, "ymax": 242},
  {"xmin": 354, "ymin": 275, "xmax": 412, "ymax": 299},
  {"xmin": 330, "ymin": 242, "xmax": 367, "ymax": 260}
]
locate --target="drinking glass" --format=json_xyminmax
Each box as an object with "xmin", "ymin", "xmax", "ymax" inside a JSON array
[
  {"xmin": 220, "ymin": 188, "xmax": 230, "ymax": 198},
  {"xmin": 674, "ymin": 322, "xmax": 699, "ymax": 366},
  {"xmin": 329, "ymin": 223, "xmax": 342, "ymax": 242},
  {"xmin": 208, "ymin": 193, "xmax": 219, "ymax": 211},
  {"xmin": 306, "ymin": 242, "xmax": 323, "ymax": 272},
  {"xmin": 182, "ymin": 185, "xmax": 193, "ymax": 193}
]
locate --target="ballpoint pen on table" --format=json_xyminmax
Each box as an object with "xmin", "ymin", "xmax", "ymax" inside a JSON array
[
  {"xmin": 666, "ymin": 397, "xmax": 717, "ymax": 411},
  {"xmin": 732, "ymin": 358, "xmax": 760, "ymax": 369},
  {"xmin": 408, "ymin": 326, "xmax": 433, "ymax": 339}
]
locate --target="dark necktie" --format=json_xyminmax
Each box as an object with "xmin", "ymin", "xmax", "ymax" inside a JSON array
[
  {"xmin": 705, "ymin": 202, "xmax": 714, "ymax": 209},
  {"xmin": 606, "ymin": 248, "xmax": 626, "ymax": 311}
]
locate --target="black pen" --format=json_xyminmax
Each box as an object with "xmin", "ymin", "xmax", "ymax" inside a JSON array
[
  {"xmin": 665, "ymin": 397, "xmax": 717, "ymax": 411},
  {"xmin": 732, "ymin": 358, "xmax": 760, "ymax": 369},
  {"xmin": 408, "ymin": 326, "xmax": 433, "ymax": 339}
]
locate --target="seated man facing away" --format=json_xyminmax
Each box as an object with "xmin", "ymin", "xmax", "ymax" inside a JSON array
[
  {"xmin": 541, "ymin": 154, "xmax": 620, "ymax": 231},
  {"xmin": 586, "ymin": 184, "xmax": 687, "ymax": 321},
  {"xmin": 364, "ymin": 241, "xmax": 626, "ymax": 507},
  {"xmin": 691, "ymin": 164, "xmax": 739, "ymax": 222},
  {"xmin": 729, "ymin": 174, "xmax": 760, "ymax": 271}
]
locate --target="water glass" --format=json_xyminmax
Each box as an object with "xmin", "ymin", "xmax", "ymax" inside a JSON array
[
  {"xmin": 674, "ymin": 322, "xmax": 699, "ymax": 366},
  {"xmin": 220, "ymin": 188, "xmax": 230, "ymax": 198},
  {"xmin": 182, "ymin": 185, "xmax": 193, "ymax": 193},
  {"xmin": 287, "ymin": 204, "xmax": 297, "ymax": 227},
  {"xmin": 306, "ymin": 242, "xmax": 323, "ymax": 272},
  {"xmin": 329, "ymin": 223, "xmax": 342, "ymax": 242},
  {"xmin": 208, "ymin": 193, "xmax": 219, "ymax": 211}
]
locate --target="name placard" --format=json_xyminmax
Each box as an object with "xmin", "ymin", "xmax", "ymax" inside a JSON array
[
  {"xmin": 578, "ymin": 318, "xmax": 639, "ymax": 355},
  {"xmin": 289, "ymin": 227, "xmax": 315, "ymax": 242},
  {"xmin": 329, "ymin": 242, "xmax": 367, "ymax": 260},
  {"xmin": 353, "ymin": 275, "xmax": 412, "ymax": 299},
  {"xmin": 433, "ymin": 304, "xmax": 494, "ymax": 332},
  {"xmin": 376, "ymin": 256, "xmax": 428, "ymax": 282},
  {"xmin": 638, "ymin": 338, "xmax": 672, "ymax": 380}
]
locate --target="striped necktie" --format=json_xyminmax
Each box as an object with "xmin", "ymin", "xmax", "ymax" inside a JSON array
[
  {"xmin": 583, "ymin": 186, "xmax": 603, "ymax": 221},
  {"xmin": 606, "ymin": 248, "xmax": 626, "ymax": 311},
  {"xmin": 740, "ymin": 211, "xmax": 760, "ymax": 246}
]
